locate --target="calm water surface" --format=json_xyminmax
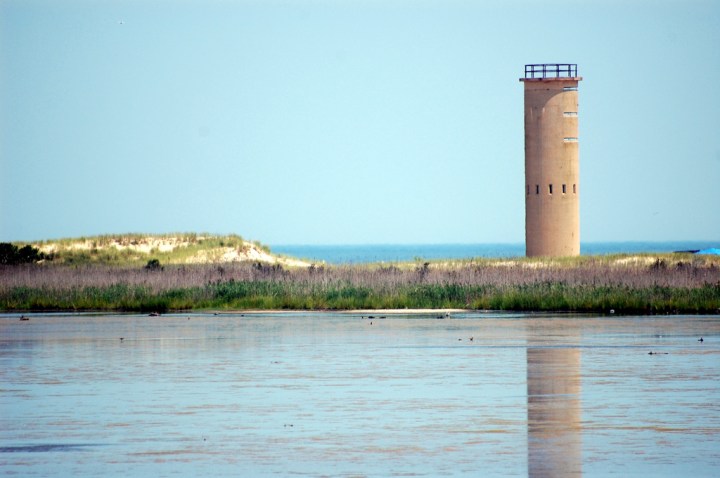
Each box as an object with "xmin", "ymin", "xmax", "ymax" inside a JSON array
[
  {"xmin": 1, "ymin": 312, "xmax": 719, "ymax": 477},
  {"xmin": 270, "ymin": 241, "xmax": 719, "ymax": 264}
]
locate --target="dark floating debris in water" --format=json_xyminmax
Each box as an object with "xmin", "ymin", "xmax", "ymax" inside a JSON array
[
  {"xmin": 0, "ymin": 443, "xmax": 98, "ymax": 453},
  {"xmin": 698, "ymin": 337, "xmax": 704, "ymax": 343},
  {"xmin": 19, "ymin": 315, "xmax": 29, "ymax": 321},
  {"xmin": 148, "ymin": 312, "xmax": 160, "ymax": 317},
  {"xmin": 648, "ymin": 351, "xmax": 669, "ymax": 355}
]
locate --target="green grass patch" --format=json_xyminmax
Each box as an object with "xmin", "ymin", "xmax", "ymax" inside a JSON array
[{"xmin": 3, "ymin": 281, "xmax": 718, "ymax": 314}]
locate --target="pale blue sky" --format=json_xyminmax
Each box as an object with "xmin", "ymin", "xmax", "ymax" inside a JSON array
[{"xmin": 1, "ymin": 0, "xmax": 718, "ymax": 245}]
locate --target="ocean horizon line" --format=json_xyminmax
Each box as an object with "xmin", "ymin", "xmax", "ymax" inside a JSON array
[
  {"xmin": 270, "ymin": 241, "xmax": 719, "ymax": 264},
  {"xmin": 271, "ymin": 240, "xmax": 718, "ymax": 247}
]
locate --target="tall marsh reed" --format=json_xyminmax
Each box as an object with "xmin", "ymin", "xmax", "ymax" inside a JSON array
[{"xmin": 2, "ymin": 255, "xmax": 719, "ymax": 313}]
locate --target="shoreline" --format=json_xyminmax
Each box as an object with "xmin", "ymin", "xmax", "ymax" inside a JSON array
[
  {"xmin": 4, "ymin": 309, "xmax": 716, "ymax": 318},
  {"xmin": 3, "ymin": 305, "xmax": 719, "ymax": 316},
  {"xmin": 2, "ymin": 308, "xmax": 471, "ymax": 316}
]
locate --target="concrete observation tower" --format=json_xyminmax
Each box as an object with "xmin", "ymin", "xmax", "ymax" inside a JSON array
[{"xmin": 520, "ymin": 64, "xmax": 582, "ymax": 257}]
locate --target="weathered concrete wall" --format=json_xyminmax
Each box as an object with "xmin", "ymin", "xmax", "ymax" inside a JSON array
[{"xmin": 521, "ymin": 77, "xmax": 581, "ymax": 257}]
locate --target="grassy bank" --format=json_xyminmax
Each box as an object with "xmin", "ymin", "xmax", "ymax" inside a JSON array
[{"xmin": 2, "ymin": 254, "xmax": 720, "ymax": 314}]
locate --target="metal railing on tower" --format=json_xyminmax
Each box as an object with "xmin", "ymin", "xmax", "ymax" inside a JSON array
[{"xmin": 524, "ymin": 64, "xmax": 578, "ymax": 79}]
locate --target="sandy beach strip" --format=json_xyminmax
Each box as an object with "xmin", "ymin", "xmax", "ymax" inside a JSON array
[{"xmin": 206, "ymin": 309, "xmax": 468, "ymax": 315}]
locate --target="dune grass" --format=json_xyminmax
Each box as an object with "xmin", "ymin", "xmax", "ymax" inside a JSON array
[
  {"xmin": 19, "ymin": 233, "xmax": 270, "ymax": 266},
  {"xmin": 2, "ymin": 253, "xmax": 719, "ymax": 314}
]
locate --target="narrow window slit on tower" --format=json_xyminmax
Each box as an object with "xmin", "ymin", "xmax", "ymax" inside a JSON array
[
  {"xmin": 535, "ymin": 185, "xmax": 539, "ymax": 195},
  {"xmin": 573, "ymin": 184, "xmax": 577, "ymax": 194},
  {"xmin": 548, "ymin": 184, "xmax": 553, "ymax": 195},
  {"xmin": 562, "ymin": 184, "xmax": 567, "ymax": 194}
]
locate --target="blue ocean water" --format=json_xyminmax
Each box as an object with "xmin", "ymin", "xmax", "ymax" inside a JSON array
[{"xmin": 271, "ymin": 241, "xmax": 719, "ymax": 264}]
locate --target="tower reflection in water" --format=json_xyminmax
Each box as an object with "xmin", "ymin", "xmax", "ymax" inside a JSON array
[{"xmin": 527, "ymin": 346, "xmax": 582, "ymax": 477}]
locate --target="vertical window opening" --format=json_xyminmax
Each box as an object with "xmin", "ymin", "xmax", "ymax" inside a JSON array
[
  {"xmin": 535, "ymin": 185, "xmax": 539, "ymax": 195},
  {"xmin": 573, "ymin": 184, "xmax": 577, "ymax": 194},
  {"xmin": 562, "ymin": 184, "xmax": 567, "ymax": 194},
  {"xmin": 548, "ymin": 184, "xmax": 553, "ymax": 195}
]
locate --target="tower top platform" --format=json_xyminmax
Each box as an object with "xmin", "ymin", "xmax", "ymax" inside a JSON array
[{"xmin": 520, "ymin": 64, "xmax": 582, "ymax": 82}]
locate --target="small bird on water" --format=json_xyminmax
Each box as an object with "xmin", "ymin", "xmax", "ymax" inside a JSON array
[{"xmin": 698, "ymin": 337, "xmax": 704, "ymax": 343}]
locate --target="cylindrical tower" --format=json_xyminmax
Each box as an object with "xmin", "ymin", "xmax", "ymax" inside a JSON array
[{"xmin": 520, "ymin": 64, "xmax": 582, "ymax": 257}]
